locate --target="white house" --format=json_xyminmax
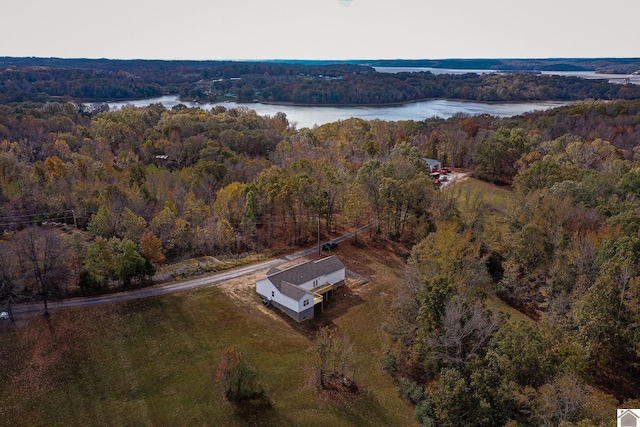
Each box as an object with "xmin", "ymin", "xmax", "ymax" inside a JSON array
[{"xmin": 256, "ymin": 256, "xmax": 346, "ymax": 322}]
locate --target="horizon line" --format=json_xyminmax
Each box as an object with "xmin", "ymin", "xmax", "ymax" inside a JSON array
[{"xmin": 2, "ymin": 56, "xmax": 640, "ymax": 62}]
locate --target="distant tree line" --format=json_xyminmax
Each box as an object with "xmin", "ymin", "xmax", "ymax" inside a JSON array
[
  {"xmin": 0, "ymin": 60, "xmax": 368, "ymax": 103},
  {"xmin": 4, "ymin": 56, "xmax": 640, "ymax": 74},
  {"xmin": 251, "ymin": 72, "xmax": 640, "ymax": 104},
  {"xmin": 360, "ymin": 57, "xmax": 640, "ymax": 73},
  {"xmin": 2, "ymin": 58, "xmax": 640, "ymax": 104}
]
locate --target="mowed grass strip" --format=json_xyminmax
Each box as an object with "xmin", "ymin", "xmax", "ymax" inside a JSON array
[
  {"xmin": 449, "ymin": 177, "xmax": 514, "ymax": 252},
  {"xmin": 449, "ymin": 177, "xmax": 537, "ymax": 324},
  {"xmin": 0, "ymin": 242, "xmax": 416, "ymax": 426}
]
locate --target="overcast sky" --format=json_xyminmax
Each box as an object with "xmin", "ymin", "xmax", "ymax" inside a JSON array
[{"xmin": 2, "ymin": 0, "xmax": 639, "ymax": 60}]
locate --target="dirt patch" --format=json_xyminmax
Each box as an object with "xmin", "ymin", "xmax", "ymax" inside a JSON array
[
  {"xmin": 216, "ymin": 237, "xmax": 406, "ymax": 338},
  {"xmin": 216, "ymin": 258, "xmax": 305, "ymax": 321},
  {"xmin": 216, "ymin": 269, "xmax": 280, "ymax": 323},
  {"xmin": 216, "ymin": 255, "xmax": 370, "ymax": 329},
  {"xmin": 311, "ymin": 373, "xmax": 362, "ymax": 405}
]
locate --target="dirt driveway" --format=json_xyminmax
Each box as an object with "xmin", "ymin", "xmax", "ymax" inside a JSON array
[
  {"xmin": 215, "ymin": 237, "xmax": 409, "ymax": 338},
  {"xmin": 216, "ymin": 256, "xmax": 370, "ymax": 327}
]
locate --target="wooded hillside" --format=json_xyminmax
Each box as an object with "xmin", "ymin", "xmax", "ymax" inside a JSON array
[{"xmin": 2, "ymin": 95, "xmax": 640, "ymax": 424}]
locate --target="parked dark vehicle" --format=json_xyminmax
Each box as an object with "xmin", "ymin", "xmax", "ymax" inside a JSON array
[{"xmin": 321, "ymin": 241, "xmax": 338, "ymax": 250}]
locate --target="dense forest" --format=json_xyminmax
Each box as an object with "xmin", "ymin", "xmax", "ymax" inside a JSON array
[
  {"xmin": 2, "ymin": 57, "xmax": 640, "ymax": 105},
  {"xmin": 3, "ymin": 91, "xmax": 640, "ymax": 424}
]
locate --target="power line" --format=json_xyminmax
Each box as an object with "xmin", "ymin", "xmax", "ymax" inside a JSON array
[
  {"xmin": 0, "ymin": 209, "xmax": 78, "ymax": 221},
  {"xmin": 0, "ymin": 209, "xmax": 91, "ymax": 228}
]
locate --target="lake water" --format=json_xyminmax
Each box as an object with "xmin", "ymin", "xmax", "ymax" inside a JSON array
[
  {"xmin": 374, "ymin": 66, "xmax": 640, "ymax": 85},
  {"xmin": 103, "ymin": 95, "xmax": 568, "ymax": 129},
  {"xmin": 100, "ymin": 65, "xmax": 640, "ymax": 128}
]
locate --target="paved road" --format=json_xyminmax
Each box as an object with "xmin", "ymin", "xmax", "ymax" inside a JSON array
[{"xmin": 9, "ymin": 227, "xmax": 368, "ymax": 318}]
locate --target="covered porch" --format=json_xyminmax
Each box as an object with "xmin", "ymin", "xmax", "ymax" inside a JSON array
[{"xmin": 313, "ymin": 282, "xmax": 335, "ymax": 313}]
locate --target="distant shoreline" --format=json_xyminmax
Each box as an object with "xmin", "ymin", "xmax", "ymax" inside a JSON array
[
  {"xmin": 179, "ymin": 97, "xmax": 572, "ymax": 108},
  {"xmin": 256, "ymin": 98, "xmax": 572, "ymax": 108}
]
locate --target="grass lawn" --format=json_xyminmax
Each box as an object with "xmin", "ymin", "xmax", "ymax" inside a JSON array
[
  {"xmin": 449, "ymin": 177, "xmax": 514, "ymax": 253},
  {"xmin": 447, "ymin": 177, "xmax": 538, "ymax": 325},
  {"xmin": 0, "ymin": 240, "xmax": 416, "ymax": 426}
]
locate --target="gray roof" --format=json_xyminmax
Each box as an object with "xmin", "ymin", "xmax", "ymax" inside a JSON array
[
  {"xmin": 420, "ymin": 158, "xmax": 441, "ymax": 167},
  {"xmin": 269, "ymin": 256, "xmax": 345, "ymax": 286},
  {"xmin": 269, "ymin": 256, "xmax": 346, "ymax": 300},
  {"xmin": 280, "ymin": 281, "xmax": 309, "ymax": 301},
  {"xmin": 266, "ymin": 266, "xmax": 281, "ymax": 275}
]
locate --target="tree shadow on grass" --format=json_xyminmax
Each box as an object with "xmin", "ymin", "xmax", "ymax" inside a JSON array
[
  {"xmin": 231, "ymin": 399, "xmax": 297, "ymax": 426},
  {"xmin": 324, "ymin": 389, "xmax": 396, "ymax": 427},
  {"xmin": 271, "ymin": 283, "xmax": 366, "ymax": 341}
]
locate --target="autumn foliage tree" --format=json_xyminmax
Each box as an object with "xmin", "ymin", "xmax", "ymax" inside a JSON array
[
  {"xmin": 117, "ymin": 239, "xmax": 155, "ymax": 286},
  {"xmin": 214, "ymin": 346, "xmax": 266, "ymax": 403},
  {"xmin": 473, "ymin": 127, "xmax": 533, "ymax": 183},
  {"xmin": 140, "ymin": 232, "xmax": 166, "ymax": 266},
  {"xmin": 310, "ymin": 327, "xmax": 357, "ymax": 393}
]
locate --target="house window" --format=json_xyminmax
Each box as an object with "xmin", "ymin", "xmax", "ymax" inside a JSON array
[
  {"xmin": 303, "ymin": 299, "xmax": 309, "ymax": 306},
  {"xmin": 313, "ymin": 279, "xmax": 318, "ymax": 288},
  {"xmin": 271, "ymin": 291, "xmax": 275, "ymax": 297}
]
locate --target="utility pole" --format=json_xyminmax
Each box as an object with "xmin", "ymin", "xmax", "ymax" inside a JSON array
[
  {"xmin": 43, "ymin": 289, "xmax": 49, "ymax": 317},
  {"xmin": 8, "ymin": 295, "xmax": 14, "ymax": 323},
  {"xmin": 317, "ymin": 213, "xmax": 321, "ymax": 255}
]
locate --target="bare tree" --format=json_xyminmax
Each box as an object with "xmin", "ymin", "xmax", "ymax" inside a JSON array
[
  {"xmin": 312, "ymin": 327, "xmax": 357, "ymax": 391},
  {"xmin": 0, "ymin": 242, "xmax": 17, "ymax": 321},
  {"xmin": 427, "ymin": 295, "xmax": 498, "ymax": 367},
  {"xmin": 15, "ymin": 227, "xmax": 69, "ymax": 316},
  {"xmin": 534, "ymin": 373, "xmax": 588, "ymax": 426}
]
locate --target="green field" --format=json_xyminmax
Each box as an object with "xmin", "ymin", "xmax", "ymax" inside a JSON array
[
  {"xmin": 0, "ymin": 178, "xmax": 523, "ymax": 426},
  {"xmin": 449, "ymin": 177, "xmax": 515, "ymax": 252},
  {"xmin": 0, "ymin": 244, "xmax": 415, "ymax": 426},
  {"xmin": 446, "ymin": 178, "xmax": 538, "ymax": 324}
]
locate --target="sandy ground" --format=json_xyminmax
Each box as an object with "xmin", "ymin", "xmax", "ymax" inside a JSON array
[
  {"xmin": 212, "ymin": 231, "xmax": 412, "ymax": 345},
  {"xmin": 440, "ymin": 170, "xmax": 471, "ymax": 188},
  {"xmin": 216, "ymin": 255, "xmax": 371, "ymax": 327}
]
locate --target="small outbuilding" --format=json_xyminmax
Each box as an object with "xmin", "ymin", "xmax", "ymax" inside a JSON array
[
  {"xmin": 256, "ymin": 256, "xmax": 346, "ymax": 322},
  {"xmin": 420, "ymin": 158, "xmax": 441, "ymax": 172}
]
